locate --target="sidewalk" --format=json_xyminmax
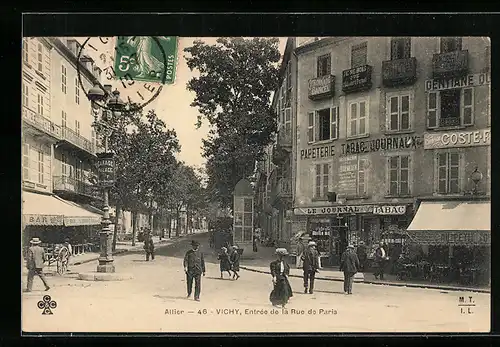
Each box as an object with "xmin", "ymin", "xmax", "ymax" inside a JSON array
[{"xmin": 239, "ymin": 245, "xmax": 490, "ymax": 293}]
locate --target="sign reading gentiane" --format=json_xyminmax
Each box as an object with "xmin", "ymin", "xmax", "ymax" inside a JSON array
[
  {"xmin": 425, "ymin": 72, "xmax": 490, "ymax": 92},
  {"xmin": 114, "ymin": 36, "xmax": 178, "ymax": 84}
]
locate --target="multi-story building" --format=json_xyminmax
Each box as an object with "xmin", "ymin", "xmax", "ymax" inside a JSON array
[{"xmin": 293, "ymin": 37, "xmax": 491, "ymax": 269}]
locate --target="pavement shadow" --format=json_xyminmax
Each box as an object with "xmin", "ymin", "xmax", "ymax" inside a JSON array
[
  {"xmin": 205, "ymin": 276, "xmax": 235, "ymax": 281},
  {"xmin": 132, "ymin": 259, "xmax": 150, "ymax": 263},
  {"xmin": 153, "ymin": 294, "xmax": 189, "ymax": 301},
  {"xmin": 314, "ymin": 289, "xmax": 347, "ymax": 295}
]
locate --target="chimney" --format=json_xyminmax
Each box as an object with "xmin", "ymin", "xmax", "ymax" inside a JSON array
[
  {"xmin": 66, "ymin": 39, "xmax": 81, "ymax": 56},
  {"xmin": 104, "ymin": 84, "xmax": 113, "ymax": 93},
  {"xmin": 80, "ymin": 55, "xmax": 95, "ymax": 74},
  {"xmin": 93, "ymin": 66, "xmax": 102, "ymax": 83}
]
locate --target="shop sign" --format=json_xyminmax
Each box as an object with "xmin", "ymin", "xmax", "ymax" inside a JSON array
[
  {"xmin": 342, "ymin": 65, "xmax": 372, "ymax": 93},
  {"xmin": 424, "ymin": 129, "xmax": 491, "ymax": 149},
  {"xmin": 340, "ymin": 135, "xmax": 422, "ymax": 156},
  {"xmin": 409, "ymin": 230, "xmax": 490, "ymax": 246},
  {"xmin": 294, "ymin": 204, "xmax": 407, "ymax": 216},
  {"xmin": 338, "ymin": 155, "xmax": 358, "ymax": 196},
  {"xmin": 24, "ymin": 214, "xmax": 64, "ymax": 226},
  {"xmin": 64, "ymin": 216, "xmax": 101, "ymax": 226},
  {"xmin": 300, "ymin": 145, "xmax": 335, "ymax": 160},
  {"xmin": 97, "ymin": 153, "xmax": 115, "ymax": 187},
  {"xmin": 308, "ymin": 75, "xmax": 335, "ymax": 100},
  {"xmin": 425, "ymin": 72, "xmax": 490, "ymax": 92}
]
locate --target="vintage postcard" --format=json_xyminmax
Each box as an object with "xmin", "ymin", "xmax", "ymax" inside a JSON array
[{"xmin": 21, "ymin": 35, "xmax": 491, "ymax": 333}]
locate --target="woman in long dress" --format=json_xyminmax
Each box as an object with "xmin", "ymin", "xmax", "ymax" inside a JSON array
[
  {"xmin": 269, "ymin": 248, "xmax": 293, "ymax": 308},
  {"xmin": 218, "ymin": 247, "xmax": 232, "ymax": 279}
]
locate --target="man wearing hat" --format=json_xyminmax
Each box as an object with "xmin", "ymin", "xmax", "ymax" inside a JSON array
[
  {"xmin": 229, "ymin": 245, "xmax": 241, "ymax": 280},
  {"xmin": 301, "ymin": 241, "xmax": 320, "ymax": 294},
  {"xmin": 183, "ymin": 240, "xmax": 206, "ymax": 301},
  {"xmin": 340, "ymin": 244, "xmax": 360, "ymax": 295},
  {"xmin": 25, "ymin": 237, "xmax": 50, "ymax": 292}
]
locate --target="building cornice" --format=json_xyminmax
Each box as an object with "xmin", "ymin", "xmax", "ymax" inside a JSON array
[{"xmin": 295, "ymin": 37, "xmax": 349, "ymax": 55}]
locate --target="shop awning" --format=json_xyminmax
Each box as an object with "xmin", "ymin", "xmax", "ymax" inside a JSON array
[
  {"xmin": 407, "ymin": 200, "xmax": 490, "ymax": 246},
  {"xmin": 22, "ymin": 191, "xmax": 102, "ymax": 226}
]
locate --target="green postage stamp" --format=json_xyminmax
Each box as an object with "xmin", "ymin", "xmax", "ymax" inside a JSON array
[{"xmin": 114, "ymin": 36, "xmax": 178, "ymax": 84}]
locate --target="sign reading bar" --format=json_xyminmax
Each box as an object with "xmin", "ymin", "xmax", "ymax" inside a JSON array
[
  {"xmin": 294, "ymin": 204, "xmax": 407, "ymax": 216},
  {"xmin": 425, "ymin": 72, "xmax": 490, "ymax": 92},
  {"xmin": 409, "ymin": 230, "xmax": 490, "ymax": 246},
  {"xmin": 424, "ymin": 128, "xmax": 491, "ymax": 149},
  {"xmin": 340, "ymin": 135, "xmax": 421, "ymax": 156},
  {"xmin": 300, "ymin": 145, "xmax": 335, "ymax": 160},
  {"xmin": 24, "ymin": 214, "xmax": 64, "ymax": 226}
]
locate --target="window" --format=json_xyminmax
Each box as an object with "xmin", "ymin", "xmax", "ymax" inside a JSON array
[
  {"xmin": 61, "ymin": 153, "xmax": 69, "ymax": 176},
  {"xmin": 317, "ymin": 54, "xmax": 331, "ymax": 77},
  {"xmin": 23, "ymin": 143, "xmax": 30, "ymax": 180},
  {"xmin": 308, "ymin": 107, "xmax": 339, "ymax": 142},
  {"xmin": 347, "ymin": 99, "xmax": 368, "ymax": 137},
  {"xmin": 387, "ymin": 93, "xmax": 411, "ymax": 131},
  {"xmin": 61, "ymin": 110, "xmax": 67, "ymax": 128},
  {"xmin": 315, "ymin": 163, "xmax": 329, "ymax": 198},
  {"xmin": 427, "ymin": 88, "xmax": 474, "ymax": 128},
  {"xmin": 37, "ymin": 43, "xmax": 43, "ymax": 73},
  {"xmin": 351, "ymin": 42, "xmax": 367, "ymax": 68},
  {"xmin": 440, "ymin": 37, "xmax": 462, "ymax": 53},
  {"xmin": 75, "ymin": 78, "xmax": 80, "ymax": 104},
  {"xmin": 391, "ymin": 37, "xmax": 411, "ymax": 60},
  {"xmin": 37, "ymin": 150, "xmax": 44, "ymax": 184},
  {"xmin": 318, "ymin": 109, "xmax": 330, "ymax": 141},
  {"xmin": 22, "ymin": 38, "xmax": 29, "ymax": 63},
  {"xmin": 283, "ymin": 108, "xmax": 291, "ymax": 138},
  {"xmin": 61, "ymin": 65, "xmax": 67, "ymax": 94},
  {"xmin": 436, "ymin": 152, "xmax": 461, "ymax": 194},
  {"xmin": 75, "ymin": 120, "xmax": 80, "ymax": 135},
  {"xmin": 307, "ymin": 112, "xmax": 315, "ymax": 143},
  {"xmin": 22, "ymin": 83, "xmax": 29, "ymax": 106},
  {"xmin": 37, "ymin": 93, "xmax": 44, "ymax": 116},
  {"xmin": 357, "ymin": 158, "xmax": 367, "ymax": 196},
  {"xmin": 387, "ymin": 155, "xmax": 411, "ymax": 196},
  {"xmin": 286, "ymin": 60, "xmax": 292, "ymax": 105}
]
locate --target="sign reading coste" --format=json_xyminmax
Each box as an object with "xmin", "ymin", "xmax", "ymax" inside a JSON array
[{"xmin": 424, "ymin": 129, "xmax": 491, "ymax": 149}]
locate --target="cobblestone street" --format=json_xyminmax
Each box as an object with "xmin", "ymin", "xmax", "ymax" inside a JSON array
[{"xmin": 22, "ymin": 234, "xmax": 490, "ymax": 333}]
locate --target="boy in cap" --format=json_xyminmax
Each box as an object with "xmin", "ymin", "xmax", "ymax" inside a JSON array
[
  {"xmin": 25, "ymin": 237, "xmax": 50, "ymax": 292},
  {"xmin": 183, "ymin": 240, "xmax": 205, "ymax": 301}
]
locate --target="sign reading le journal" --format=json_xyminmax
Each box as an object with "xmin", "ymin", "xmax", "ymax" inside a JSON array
[
  {"xmin": 294, "ymin": 205, "xmax": 407, "ymax": 216},
  {"xmin": 425, "ymin": 72, "xmax": 490, "ymax": 92}
]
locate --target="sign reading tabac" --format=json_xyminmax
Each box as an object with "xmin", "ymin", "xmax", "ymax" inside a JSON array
[
  {"xmin": 294, "ymin": 204, "xmax": 407, "ymax": 216},
  {"xmin": 424, "ymin": 129, "xmax": 491, "ymax": 149},
  {"xmin": 425, "ymin": 72, "xmax": 490, "ymax": 92}
]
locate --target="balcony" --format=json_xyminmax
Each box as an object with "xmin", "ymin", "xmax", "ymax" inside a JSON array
[
  {"xmin": 59, "ymin": 126, "xmax": 96, "ymax": 158},
  {"xmin": 432, "ymin": 50, "xmax": 469, "ymax": 78},
  {"xmin": 277, "ymin": 177, "xmax": 292, "ymax": 198},
  {"xmin": 53, "ymin": 176, "xmax": 103, "ymax": 201},
  {"xmin": 277, "ymin": 130, "xmax": 292, "ymax": 151},
  {"xmin": 342, "ymin": 65, "xmax": 373, "ymax": 94},
  {"xmin": 308, "ymin": 74, "xmax": 335, "ymax": 100},
  {"xmin": 22, "ymin": 106, "xmax": 61, "ymax": 140},
  {"xmin": 382, "ymin": 57, "xmax": 417, "ymax": 87}
]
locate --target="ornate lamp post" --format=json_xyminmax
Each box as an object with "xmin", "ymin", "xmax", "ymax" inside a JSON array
[
  {"xmin": 88, "ymin": 85, "xmax": 125, "ymax": 273},
  {"xmin": 470, "ymin": 166, "xmax": 483, "ymax": 195}
]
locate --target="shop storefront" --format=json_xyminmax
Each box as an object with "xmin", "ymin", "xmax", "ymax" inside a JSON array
[
  {"xmin": 406, "ymin": 199, "xmax": 491, "ymax": 286},
  {"xmin": 294, "ymin": 203, "xmax": 413, "ymax": 267}
]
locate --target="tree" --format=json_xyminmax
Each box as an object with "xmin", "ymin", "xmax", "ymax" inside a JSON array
[{"xmin": 184, "ymin": 37, "xmax": 281, "ymax": 209}]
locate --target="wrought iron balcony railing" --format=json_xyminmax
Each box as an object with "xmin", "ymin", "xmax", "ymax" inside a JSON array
[
  {"xmin": 53, "ymin": 176, "xmax": 103, "ymax": 200},
  {"xmin": 22, "ymin": 106, "xmax": 61, "ymax": 139},
  {"xmin": 432, "ymin": 50, "xmax": 469, "ymax": 78},
  {"xmin": 382, "ymin": 57, "xmax": 417, "ymax": 87},
  {"xmin": 60, "ymin": 126, "xmax": 95, "ymax": 155}
]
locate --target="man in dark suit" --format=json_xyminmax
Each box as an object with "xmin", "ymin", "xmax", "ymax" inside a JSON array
[
  {"xmin": 183, "ymin": 240, "xmax": 205, "ymax": 301},
  {"xmin": 374, "ymin": 241, "xmax": 387, "ymax": 280},
  {"xmin": 26, "ymin": 237, "xmax": 50, "ymax": 292},
  {"xmin": 301, "ymin": 241, "xmax": 320, "ymax": 294},
  {"xmin": 144, "ymin": 231, "xmax": 155, "ymax": 261},
  {"xmin": 340, "ymin": 244, "xmax": 360, "ymax": 295}
]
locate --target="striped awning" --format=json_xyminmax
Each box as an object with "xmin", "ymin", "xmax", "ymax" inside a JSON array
[{"xmin": 22, "ymin": 191, "xmax": 102, "ymax": 226}]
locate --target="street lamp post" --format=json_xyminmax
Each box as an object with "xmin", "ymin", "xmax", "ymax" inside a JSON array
[{"xmin": 88, "ymin": 85, "xmax": 125, "ymax": 273}]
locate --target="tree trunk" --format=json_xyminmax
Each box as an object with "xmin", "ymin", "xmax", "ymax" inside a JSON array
[
  {"xmin": 167, "ymin": 213, "xmax": 172, "ymax": 238},
  {"xmin": 112, "ymin": 204, "xmax": 122, "ymax": 251},
  {"xmin": 175, "ymin": 209, "xmax": 180, "ymax": 237},
  {"xmin": 132, "ymin": 210, "xmax": 138, "ymax": 246}
]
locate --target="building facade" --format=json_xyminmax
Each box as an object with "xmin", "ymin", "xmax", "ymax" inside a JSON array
[{"xmin": 294, "ymin": 37, "xmax": 491, "ymax": 267}]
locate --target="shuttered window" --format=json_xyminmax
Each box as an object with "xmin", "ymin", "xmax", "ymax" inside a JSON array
[{"xmin": 390, "ymin": 37, "xmax": 411, "ymax": 60}]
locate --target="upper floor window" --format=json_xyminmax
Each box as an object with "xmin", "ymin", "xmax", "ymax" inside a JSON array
[
  {"xmin": 283, "ymin": 108, "xmax": 291, "ymax": 138},
  {"xmin": 307, "ymin": 107, "xmax": 339, "ymax": 143},
  {"xmin": 351, "ymin": 42, "xmax": 367, "ymax": 68},
  {"xmin": 357, "ymin": 157, "xmax": 367, "ymax": 196},
  {"xmin": 22, "ymin": 83, "xmax": 29, "ymax": 106},
  {"xmin": 61, "ymin": 110, "xmax": 67, "ymax": 128},
  {"xmin": 440, "ymin": 37, "xmax": 463, "ymax": 53},
  {"xmin": 75, "ymin": 120, "xmax": 81, "ymax": 135},
  {"xmin": 37, "ymin": 150, "xmax": 44, "ymax": 184},
  {"xmin": 387, "ymin": 155, "xmax": 411, "ymax": 196},
  {"xmin": 286, "ymin": 60, "xmax": 292, "ymax": 106},
  {"xmin": 37, "ymin": 43, "xmax": 43, "ymax": 73},
  {"xmin": 23, "ymin": 143, "xmax": 30, "ymax": 181},
  {"xmin": 75, "ymin": 78, "xmax": 80, "ymax": 104},
  {"xmin": 37, "ymin": 93, "xmax": 44, "ymax": 116},
  {"xmin": 427, "ymin": 88, "xmax": 474, "ymax": 128},
  {"xmin": 61, "ymin": 65, "xmax": 67, "ymax": 94},
  {"xmin": 314, "ymin": 163, "xmax": 329, "ymax": 199},
  {"xmin": 386, "ymin": 92, "xmax": 412, "ymax": 132},
  {"xmin": 436, "ymin": 151, "xmax": 462, "ymax": 194},
  {"xmin": 390, "ymin": 37, "xmax": 411, "ymax": 60},
  {"xmin": 22, "ymin": 38, "xmax": 29, "ymax": 63},
  {"xmin": 317, "ymin": 54, "xmax": 331, "ymax": 77},
  {"xmin": 347, "ymin": 99, "xmax": 369, "ymax": 138}
]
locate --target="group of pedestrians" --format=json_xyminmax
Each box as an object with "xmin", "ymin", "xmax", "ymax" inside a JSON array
[{"xmin": 217, "ymin": 245, "xmax": 241, "ymax": 280}]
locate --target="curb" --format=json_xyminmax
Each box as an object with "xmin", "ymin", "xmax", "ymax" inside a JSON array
[
  {"xmin": 240, "ymin": 266, "xmax": 490, "ymax": 293},
  {"xmin": 78, "ymin": 272, "xmax": 134, "ymax": 281}
]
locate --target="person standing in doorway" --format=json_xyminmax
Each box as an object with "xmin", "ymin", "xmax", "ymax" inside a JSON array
[
  {"xmin": 229, "ymin": 245, "xmax": 241, "ymax": 280},
  {"xmin": 374, "ymin": 241, "xmax": 387, "ymax": 280},
  {"xmin": 340, "ymin": 244, "xmax": 360, "ymax": 295},
  {"xmin": 301, "ymin": 241, "xmax": 320, "ymax": 294},
  {"xmin": 183, "ymin": 240, "xmax": 205, "ymax": 301},
  {"xmin": 25, "ymin": 238, "xmax": 50, "ymax": 292}
]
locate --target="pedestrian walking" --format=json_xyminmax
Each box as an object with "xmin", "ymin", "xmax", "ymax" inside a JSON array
[
  {"xmin": 374, "ymin": 241, "xmax": 388, "ymax": 280},
  {"xmin": 295, "ymin": 237, "xmax": 305, "ymax": 269},
  {"xmin": 253, "ymin": 237, "xmax": 258, "ymax": 252},
  {"xmin": 356, "ymin": 241, "xmax": 368, "ymax": 272},
  {"xmin": 218, "ymin": 247, "xmax": 232, "ymax": 279},
  {"xmin": 269, "ymin": 248, "xmax": 293, "ymax": 308},
  {"xmin": 183, "ymin": 240, "xmax": 205, "ymax": 301},
  {"xmin": 25, "ymin": 237, "xmax": 50, "ymax": 292},
  {"xmin": 229, "ymin": 245, "xmax": 241, "ymax": 280},
  {"xmin": 144, "ymin": 231, "xmax": 155, "ymax": 261},
  {"xmin": 340, "ymin": 244, "xmax": 360, "ymax": 295},
  {"xmin": 301, "ymin": 241, "xmax": 320, "ymax": 294}
]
